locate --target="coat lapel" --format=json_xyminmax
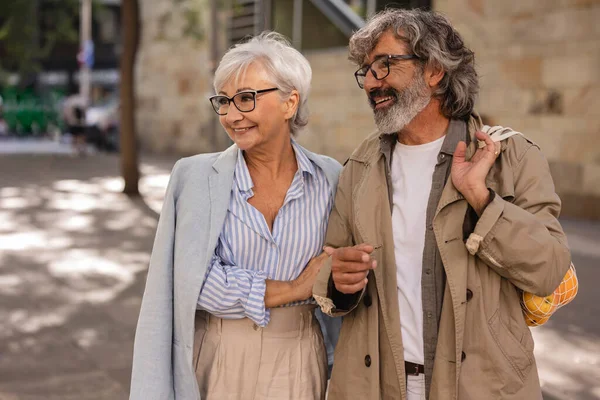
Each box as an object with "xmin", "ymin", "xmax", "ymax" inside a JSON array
[
  {"xmin": 206, "ymin": 145, "xmax": 238, "ymax": 265},
  {"xmin": 432, "ymin": 118, "xmax": 478, "ymax": 379},
  {"xmin": 432, "ymin": 115, "xmax": 516, "ymax": 385}
]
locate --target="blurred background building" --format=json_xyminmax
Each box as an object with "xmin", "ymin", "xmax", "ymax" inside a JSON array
[
  {"xmin": 1, "ymin": 0, "xmax": 598, "ymax": 217},
  {"xmin": 132, "ymin": 0, "xmax": 600, "ymax": 218}
]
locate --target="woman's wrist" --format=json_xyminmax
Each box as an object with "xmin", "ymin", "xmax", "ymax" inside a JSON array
[
  {"xmin": 265, "ymin": 280, "xmax": 296, "ymax": 308},
  {"xmin": 289, "ymin": 279, "xmax": 304, "ymax": 302}
]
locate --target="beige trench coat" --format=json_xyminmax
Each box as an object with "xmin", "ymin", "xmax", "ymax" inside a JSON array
[{"xmin": 314, "ymin": 116, "xmax": 571, "ymax": 400}]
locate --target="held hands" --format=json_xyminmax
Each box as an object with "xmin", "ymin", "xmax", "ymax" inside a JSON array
[
  {"xmin": 291, "ymin": 252, "xmax": 329, "ymax": 301},
  {"xmin": 323, "ymin": 244, "xmax": 377, "ymax": 295},
  {"xmin": 451, "ymin": 131, "xmax": 501, "ymax": 216}
]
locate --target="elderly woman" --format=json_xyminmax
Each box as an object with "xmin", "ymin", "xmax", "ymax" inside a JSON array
[{"xmin": 130, "ymin": 32, "xmax": 341, "ymax": 400}]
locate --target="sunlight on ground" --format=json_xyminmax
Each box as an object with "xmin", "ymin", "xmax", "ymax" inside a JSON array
[
  {"xmin": 534, "ymin": 325, "xmax": 600, "ymax": 399},
  {"xmin": 0, "ymin": 160, "xmax": 173, "ymax": 341},
  {"xmin": 49, "ymin": 250, "xmax": 139, "ymax": 302},
  {"xmin": 8, "ymin": 306, "xmax": 74, "ymax": 335},
  {"xmin": 139, "ymin": 164, "xmax": 172, "ymax": 214}
]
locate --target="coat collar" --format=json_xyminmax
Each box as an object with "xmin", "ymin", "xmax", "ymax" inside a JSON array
[
  {"xmin": 211, "ymin": 143, "xmax": 238, "ymax": 174},
  {"xmin": 378, "ymin": 118, "xmax": 468, "ymax": 160}
]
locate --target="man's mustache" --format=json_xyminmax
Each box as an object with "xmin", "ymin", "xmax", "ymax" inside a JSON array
[{"xmin": 368, "ymin": 88, "xmax": 398, "ymax": 109}]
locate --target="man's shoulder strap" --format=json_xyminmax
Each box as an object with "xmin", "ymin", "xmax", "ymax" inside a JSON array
[{"xmin": 477, "ymin": 125, "xmax": 525, "ymax": 148}]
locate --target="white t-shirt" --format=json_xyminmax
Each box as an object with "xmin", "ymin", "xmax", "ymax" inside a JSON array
[{"xmin": 391, "ymin": 135, "xmax": 445, "ymax": 365}]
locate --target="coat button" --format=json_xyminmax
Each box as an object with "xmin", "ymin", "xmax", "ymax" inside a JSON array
[
  {"xmin": 364, "ymin": 354, "xmax": 371, "ymax": 367},
  {"xmin": 461, "ymin": 351, "xmax": 466, "ymax": 362},
  {"xmin": 466, "ymin": 289, "xmax": 473, "ymax": 302},
  {"xmin": 364, "ymin": 294, "xmax": 372, "ymax": 308}
]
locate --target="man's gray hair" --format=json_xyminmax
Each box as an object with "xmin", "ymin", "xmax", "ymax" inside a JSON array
[
  {"xmin": 214, "ymin": 32, "xmax": 311, "ymax": 135},
  {"xmin": 349, "ymin": 9, "xmax": 478, "ymax": 121}
]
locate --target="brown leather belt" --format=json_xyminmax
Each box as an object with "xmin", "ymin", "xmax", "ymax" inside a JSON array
[{"xmin": 405, "ymin": 361, "xmax": 425, "ymax": 376}]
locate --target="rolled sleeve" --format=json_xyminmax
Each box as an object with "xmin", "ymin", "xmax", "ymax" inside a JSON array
[
  {"xmin": 313, "ymin": 162, "xmax": 364, "ymax": 317},
  {"xmin": 465, "ymin": 190, "xmax": 504, "ymax": 255},
  {"xmin": 198, "ymin": 255, "xmax": 270, "ymax": 327},
  {"xmin": 464, "ymin": 144, "xmax": 571, "ymax": 296}
]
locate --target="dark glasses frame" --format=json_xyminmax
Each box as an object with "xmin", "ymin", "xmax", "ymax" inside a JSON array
[
  {"xmin": 354, "ymin": 54, "xmax": 420, "ymax": 89},
  {"xmin": 208, "ymin": 87, "xmax": 279, "ymax": 115}
]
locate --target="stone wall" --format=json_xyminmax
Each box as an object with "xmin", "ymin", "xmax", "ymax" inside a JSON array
[
  {"xmin": 297, "ymin": 47, "xmax": 376, "ymax": 163},
  {"xmin": 135, "ymin": 6, "xmax": 376, "ymax": 161},
  {"xmin": 435, "ymin": 0, "xmax": 600, "ymax": 218},
  {"xmin": 136, "ymin": 0, "xmax": 230, "ymax": 155},
  {"xmin": 135, "ymin": 0, "xmax": 600, "ymax": 218}
]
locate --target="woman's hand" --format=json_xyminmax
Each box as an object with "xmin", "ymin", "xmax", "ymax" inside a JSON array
[{"xmin": 291, "ymin": 252, "xmax": 329, "ymax": 301}]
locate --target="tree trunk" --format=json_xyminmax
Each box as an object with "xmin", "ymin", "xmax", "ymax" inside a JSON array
[{"xmin": 120, "ymin": 0, "xmax": 140, "ymax": 196}]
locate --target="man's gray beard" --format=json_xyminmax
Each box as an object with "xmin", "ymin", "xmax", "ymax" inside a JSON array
[{"xmin": 373, "ymin": 74, "xmax": 431, "ymax": 134}]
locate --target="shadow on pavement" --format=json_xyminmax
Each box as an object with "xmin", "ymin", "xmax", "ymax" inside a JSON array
[{"xmin": 0, "ymin": 153, "xmax": 177, "ymax": 400}]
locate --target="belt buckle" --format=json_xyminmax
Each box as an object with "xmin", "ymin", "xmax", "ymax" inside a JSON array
[
  {"xmin": 412, "ymin": 363, "xmax": 420, "ymax": 376},
  {"xmin": 406, "ymin": 362, "xmax": 420, "ymax": 376}
]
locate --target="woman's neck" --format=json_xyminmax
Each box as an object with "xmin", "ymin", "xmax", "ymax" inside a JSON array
[{"xmin": 244, "ymin": 136, "xmax": 297, "ymax": 179}]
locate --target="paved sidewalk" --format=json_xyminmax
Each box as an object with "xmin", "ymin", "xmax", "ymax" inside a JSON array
[
  {"xmin": 0, "ymin": 152, "xmax": 177, "ymax": 400},
  {"xmin": 0, "ymin": 152, "xmax": 598, "ymax": 399},
  {"xmin": 0, "ymin": 139, "xmax": 74, "ymax": 155}
]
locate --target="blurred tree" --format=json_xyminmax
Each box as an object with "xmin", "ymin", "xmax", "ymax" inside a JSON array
[
  {"xmin": 120, "ymin": 0, "xmax": 140, "ymax": 196},
  {"xmin": 0, "ymin": 0, "xmax": 80, "ymax": 79},
  {"xmin": 120, "ymin": 0, "xmax": 208, "ymax": 195}
]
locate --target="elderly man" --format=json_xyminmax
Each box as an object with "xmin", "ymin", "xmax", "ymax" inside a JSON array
[{"xmin": 313, "ymin": 9, "xmax": 571, "ymax": 400}]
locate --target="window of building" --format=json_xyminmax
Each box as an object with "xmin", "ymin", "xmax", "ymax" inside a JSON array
[
  {"xmin": 228, "ymin": 0, "xmax": 431, "ymax": 51},
  {"xmin": 270, "ymin": 0, "xmax": 431, "ymax": 51},
  {"xmin": 96, "ymin": 8, "xmax": 118, "ymax": 44},
  {"xmin": 271, "ymin": 0, "xmax": 348, "ymax": 50}
]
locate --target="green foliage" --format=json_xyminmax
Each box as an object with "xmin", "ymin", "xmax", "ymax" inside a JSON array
[{"xmin": 0, "ymin": 0, "xmax": 80, "ymax": 77}]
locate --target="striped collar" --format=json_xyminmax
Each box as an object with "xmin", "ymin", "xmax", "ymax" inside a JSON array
[{"xmin": 234, "ymin": 139, "xmax": 316, "ymax": 193}]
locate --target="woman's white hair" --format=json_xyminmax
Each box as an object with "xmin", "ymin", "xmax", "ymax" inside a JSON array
[{"xmin": 213, "ymin": 32, "xmax": 312, "ymax": 136}]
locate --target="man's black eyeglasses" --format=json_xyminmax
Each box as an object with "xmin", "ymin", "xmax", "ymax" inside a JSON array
[
  {"xmin": 354, "ymin": 54, "xmax": 420, "ymax": 89},
  {"xmin": 209, "ymin": 88, "xmax": 279, "ymax": 115}
]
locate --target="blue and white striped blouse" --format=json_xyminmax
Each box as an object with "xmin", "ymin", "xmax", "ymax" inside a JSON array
[{"xmin": 197, "ymin": 140, "xmax": 334, "ymax": 327}]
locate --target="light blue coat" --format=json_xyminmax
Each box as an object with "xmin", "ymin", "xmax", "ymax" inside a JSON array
[{"xmin": 130, "ymin": 143, "xmax": 342, "ymax": 400}]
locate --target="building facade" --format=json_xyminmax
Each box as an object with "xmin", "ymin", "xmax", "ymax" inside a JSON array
[{"xmin": 136, "ymin": 0, "xmax": 600, "ymax": 218}]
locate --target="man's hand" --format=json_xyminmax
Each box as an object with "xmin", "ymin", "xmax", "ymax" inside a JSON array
[
  {"xmin": 452, "ymin": 131, "xmax": 500, "ymax": 215},
  {"xmin": 323, "ymin": 244, "xmax": 376, "ymax": 294}
]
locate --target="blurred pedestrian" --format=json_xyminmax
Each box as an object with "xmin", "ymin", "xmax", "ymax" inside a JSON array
[
  {"xmin": 62, "ymin": 87, "xmax": 87, "ymax": 156},
  {"xmin": 0, "ymin": 95, "xmax": 7, "ymax": 137}
]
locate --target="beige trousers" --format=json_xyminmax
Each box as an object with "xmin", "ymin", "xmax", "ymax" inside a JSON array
[{"xmin": 194, "ymin": 305, "xmax": 328, "ymax": 400}]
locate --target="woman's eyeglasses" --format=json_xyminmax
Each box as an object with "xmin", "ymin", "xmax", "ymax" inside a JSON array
[{"xmin": 209, "ymin": 88, "xmax": 279, "ymax": 115}]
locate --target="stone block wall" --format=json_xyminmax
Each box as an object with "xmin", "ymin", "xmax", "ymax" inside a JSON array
[
  {"xmin": 435, "ymin": 0, "xmax": 600, "ymax": 218},
  {"xmin": 136, "ymin": 0, "xmax": 230, "ymax": 155},
  {"xmin": 135, "ymin": 0, "xmax": 600, "ymax": 218},
  {"xmin": 297, "ymin": 48, "xmax": 376, "ymax": 163}
]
